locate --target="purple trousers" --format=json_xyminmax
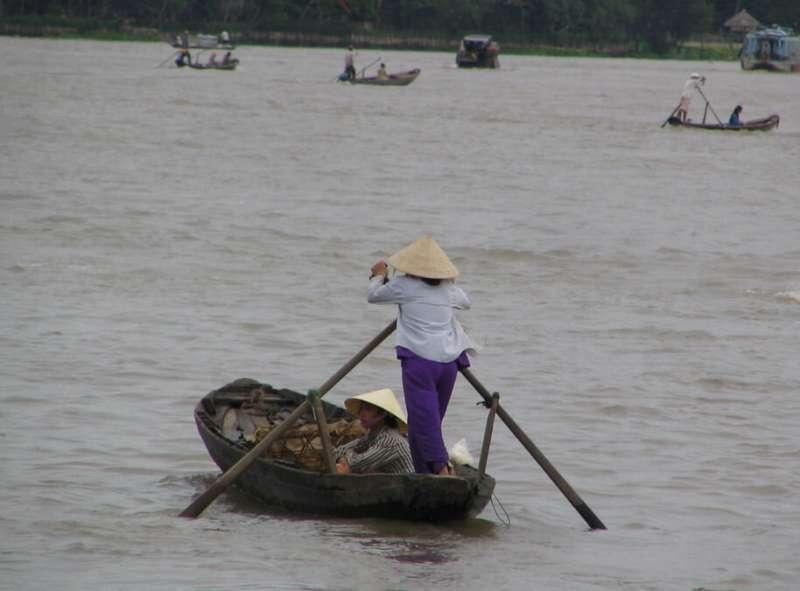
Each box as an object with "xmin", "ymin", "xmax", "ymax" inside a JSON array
[{"xmin": 397, "ymin": 347, "xmax": 470, "ymax": 474}]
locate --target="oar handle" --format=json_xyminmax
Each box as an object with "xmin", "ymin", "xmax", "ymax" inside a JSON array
[
  {"xmin": 179, "ymin": 319, "xmax": 397, "ymax": 518},
  {"xmin": 459, "ymin": 367, "xmax": 606, "ymax": 530}
]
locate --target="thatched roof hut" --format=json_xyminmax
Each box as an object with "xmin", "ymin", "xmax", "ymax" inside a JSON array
[{"xmin": 724, "ymin": 9, "xmax": 760, "ymax": 34}]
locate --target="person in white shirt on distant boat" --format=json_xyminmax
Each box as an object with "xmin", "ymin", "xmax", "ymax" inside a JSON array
[
  {"xmin": 344, "ymin": 45, "xmax": 357, "ymax": 81},
  {"xmin": 676, "ymin": 72, "xmax": 706, "ymax": 122}
]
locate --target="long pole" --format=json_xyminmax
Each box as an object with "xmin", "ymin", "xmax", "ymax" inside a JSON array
[
  {"xmin": 660, "ymin": 103, "xmax": 681, "ymax": 128},
  {"xmin": 179, "ymin": 320, "xmax": 397, "ymax": 518},
  {"xmin": 696, "ymin": 87, "xmax": 724, "ymax": 126},
  {"xmin": 478, "ymin": 392, "xmax": 499, "ymax": 479},
  {"xmin": 359, "ymin": 56, "xmax": 381, "ymax": 78},
  {"xmin": 309, "ymin": 391, "xmax": 337, "ymax": 474},
  {"xmin": 459, "ymin": 367, "xmax": 606, "ymax": 530},
  {"xmin": 156, "ymin": 51, "xmax": 180, "ymax": 68}
]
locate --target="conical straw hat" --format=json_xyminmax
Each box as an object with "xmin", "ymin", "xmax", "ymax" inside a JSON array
[
  {"xmin": 387, "ymin": 236, "xmax": 459, "ymax": 279},
  {"xmin": 345, "ymin": 388, "xmax": 407, "ymax": 433}
]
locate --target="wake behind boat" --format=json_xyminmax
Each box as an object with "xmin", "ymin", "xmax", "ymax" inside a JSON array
[{"xmin": 192, "ymin": 378, "xmax": 495, "ymax": 521}]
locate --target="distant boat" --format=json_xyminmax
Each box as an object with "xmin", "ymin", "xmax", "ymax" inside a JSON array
[
  {"xmin": 347, "ymin": 68, "xmax": 420, "ymax": 86},
  {"xmin": 187, "ymin": 59, "xmax": 239, "ymax": 71},
  {"xmin": 740, "ymin": 26, "xmax": 800, "ymax": 72},
  {"xmin": 174, "ymin": 50, "xmax": 238, "ymax": 71},
  {"xmin": 168, "ymin": 32, "xmax": 235, "ymax": 50},
  {"xmin": 192, "ymin": 378, "xmax": 496, "ymax": 520},
  {"xmin": 456, "ymin": 35, "xmax": 500, "ymax": 68},
  {"xmin": 667, "ymin": 114, "xmax": 780, "ymax": 131}
]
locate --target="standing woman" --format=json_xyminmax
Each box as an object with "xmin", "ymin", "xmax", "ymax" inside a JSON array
[{"xmin": 367, "ymin": 236, "xmax": 475, "ymax": 475}]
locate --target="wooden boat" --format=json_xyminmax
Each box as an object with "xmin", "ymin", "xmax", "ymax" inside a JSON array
[
  {"xmin": 456, "ymin": 35, "xmax": 500, "ymax": 68},
  {"xmin": 192, "ymin": 378, "xmax": 496, "ymax": 521},
  {"xmin": 187, "ymin": 60, "xmax": 238, "ymax": 71},
  {"xmin": 667, "ymin": 114, "xmax": 780, "ymax": 131},
  {"xmin": 350, "ymin": 68, "xmax": 420, "ymax": 86},
  {"xmin": 740, "ymin": 26, "xmax": 800, "ymax": 72}
]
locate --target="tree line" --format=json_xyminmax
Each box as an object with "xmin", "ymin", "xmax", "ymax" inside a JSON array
[{"xmin": 2, "ymin": 0, "xmax": 799, "ymax": 54}]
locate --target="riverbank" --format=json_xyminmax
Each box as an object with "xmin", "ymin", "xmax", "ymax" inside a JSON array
[{"xmin": 0, "ymin": 16, "xmax": 741, "ymax": 61}]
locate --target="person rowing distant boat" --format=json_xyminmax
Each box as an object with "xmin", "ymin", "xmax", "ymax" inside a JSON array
[
  {"xmin": 676, "ymin": 72, "xmax": 706, "ymax": 122},
  {"xmin": 344, "ymin": 45, "xmax": 356, "ymax": 81},
  {"xmin": 175, "ymin": 49, "xmax": 191, "ymax": 67}
]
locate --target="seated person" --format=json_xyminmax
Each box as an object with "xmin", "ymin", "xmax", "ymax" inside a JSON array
[
  {"xmin": 728, "ymin": 105, "xmax": 743, "ymax": 126},
  {"xmin": 222, "ymin": 51, "xmax": 233, "ymax": 66},
  {"xmin": 377, "ymin": 63, "xmax": 388, "ymax": 80},
  {"xmin": 207, "ymin": 52, "xmax": 219, "ymax": 67},
  {"xmin": 175, "ymin": 49, "xmax": 190, "ymax": 67},
  {"xmin": 334, "ymin": 388, "xmax": 413, "ymax": 474}
]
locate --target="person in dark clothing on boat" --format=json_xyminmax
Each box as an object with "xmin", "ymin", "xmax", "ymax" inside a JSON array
[
  {"xmin": 728, "ymin": 105, "xmax": 743, "ymax": 127},
  {"xmin": 344, "ymin": 45, "xmax": 356, "ymax": 81},
  {"xmin": 175, "ymin": 49, "xmax": 191, "ymax": 67},
  {"xmin": 334, "ymin": 389, "xmax": 414, "ymax": 475},
  {"xmin": 366, "ymin": 236, "xmax": 475, "ymax": 476}
]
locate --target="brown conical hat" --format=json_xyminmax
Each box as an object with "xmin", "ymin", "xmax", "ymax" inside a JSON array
[
  {"xmin": 345, "ymin": 388, "xmax": 407, "ymax": 434},
  {"xmin": 387, "ymin": 236, "xmax": 459, "ymax": 280}
]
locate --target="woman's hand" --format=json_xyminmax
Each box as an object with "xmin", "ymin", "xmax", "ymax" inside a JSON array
[
  {"xmin": 370, "ymin": 260, "xmax": 388, "ymax": 279},
  {"xmin": 336, "ymin": 461, "xmax": 351, "ymax": 474}
]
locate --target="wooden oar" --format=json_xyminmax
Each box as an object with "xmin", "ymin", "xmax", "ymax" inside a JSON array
[
  {"xmin": 156, "ymin": 51, "xmax": 180, "ymax": 68},
  {"xmin": 696, "ymin": 87, "xmax": 724, "ymax": 126},
  {"xmin": 359, "ymin": 56, "xmax": 381, "ymax": 78},
  {"xmin": 179, "ymin": 319, "xmax": 397, "ymax": 518},
  {"xmin": 459, "ymin": 367, "xmax": 607, "ymax": 530},
  {"xmin": 660, "ymin": 103, "xmax": 681, "ymax": 128}
]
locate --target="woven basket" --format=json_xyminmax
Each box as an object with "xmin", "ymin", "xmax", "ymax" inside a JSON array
[{"xmin": 251, "ymin": 418, "xmax": 365, "ymax": 472}]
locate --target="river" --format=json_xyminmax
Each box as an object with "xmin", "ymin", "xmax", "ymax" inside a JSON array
[{"xmin": 1, "ymin": 37, "xmax": 799, "ymax": 590}]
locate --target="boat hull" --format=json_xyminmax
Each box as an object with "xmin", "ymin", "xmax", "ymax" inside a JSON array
[
  {"xmin": 351, "ymin": 69, "xmax": 420, "ymax": 86},
  {"xmin": 740, "ymin": 57, "xmax": 800, "ymax": 72},
  {"xmin": 186, "ymin": 61, "xmax": 238, "ymax": 71},
  {"xmin": 193, "ymin": 379, "xmax": 495, "ymax": 521},
  {"xmin": 667, "ymin": 114, "xmax": 779, "ymax": 131},
  {"xmin": 456, "ymin": 54, "xmax": 499, "ymax": 68}
]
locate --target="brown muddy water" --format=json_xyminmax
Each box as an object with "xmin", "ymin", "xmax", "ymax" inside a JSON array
[{"xmin": 2, "ymin": 37, "xmax": 799, "ymax": 590}]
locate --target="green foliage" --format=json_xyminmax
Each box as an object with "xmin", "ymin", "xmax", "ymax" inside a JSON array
[{"xmin": 1, "ymin": 0, "xmax": 798, "ymax": 55}]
